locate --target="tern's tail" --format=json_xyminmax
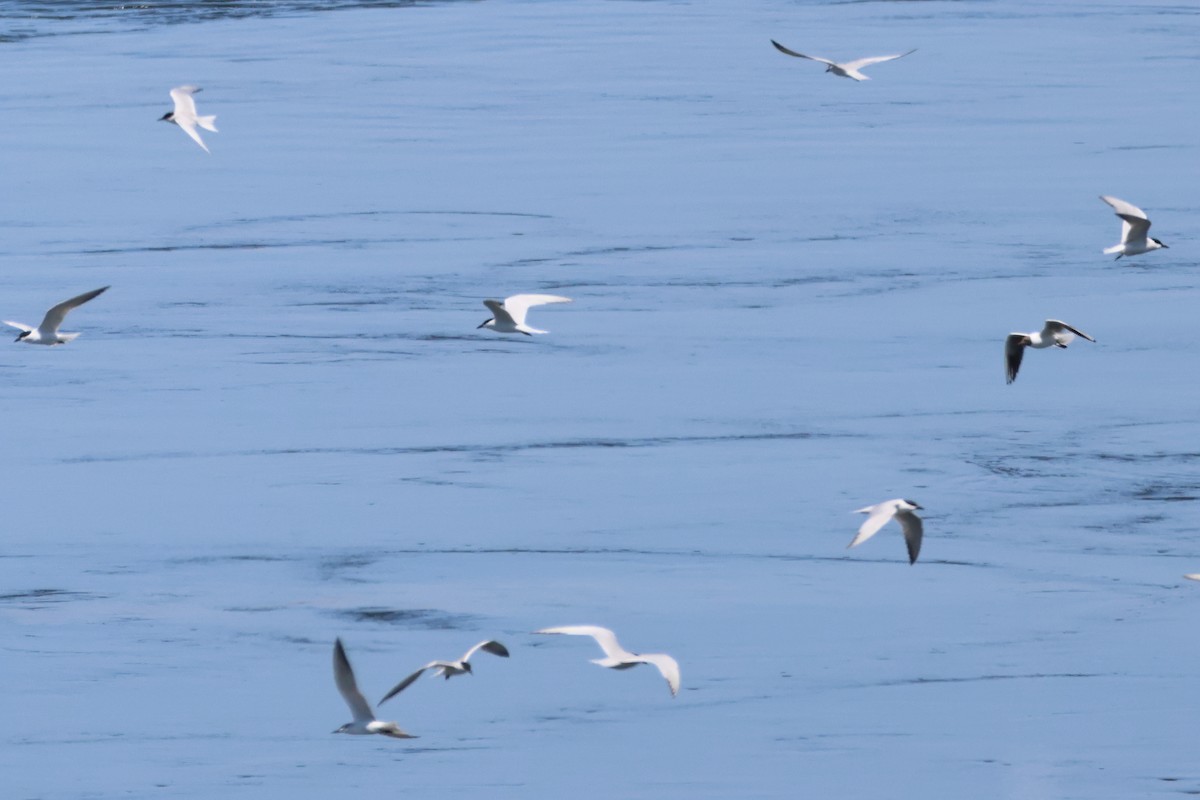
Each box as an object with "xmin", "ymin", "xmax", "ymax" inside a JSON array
[
  {"xmin": 197, "ymin": 115, "xmax": 218, "ymax": 133},
  {"xmin": 1102, "ymin": 244, "xmax": 1123, "ymax": 256}
]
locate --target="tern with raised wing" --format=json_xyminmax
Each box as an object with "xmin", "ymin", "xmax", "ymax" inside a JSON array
[
  {"xmin": 770, "ymin": 40, "xmax": 916, "ymax": 81},
  {"xmin": 332, "ymin": 639, "xmax": 416, "ymax": 739},
  {"xmin": 5, "ymin": 286, "xmax": 109, "ymax": 345},
  {"xmin": 535, "ymin": 625, "xmax": 679, "ymax": 697},
  {"xmin": 849, "ymin": 499, "xmax": 924, "ymax": 564},
  {"xmin": 378, "ymin": 640, "xmax": 510, "ymax": 705},
  {"xmin": 477, "ymin": 294, "xmax": 571, "ymax": 335},
  {"xmin": 1005, "ymin": 320, "xmax": 1095, "ymax": 384},
  {"xmin": 1100, "ymin": 195, "xmax": 1167, "ymax": 259},
  {"xmin": 160, "ymin": 85, "xmax": 218, "ymax": 153}
]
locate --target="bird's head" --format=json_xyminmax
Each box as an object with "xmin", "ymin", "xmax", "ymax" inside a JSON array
[
  {"xmin": 332, "ymin": 723, "xmax": 352, "ymax": 735},
  {"xmin": 14, "ymin": 330, "xmax": 29, "ymax": 343},
  {"xmin": 1153, "ymin": 238, "xmax": 1168, "ymax": 249},
  {"xmin": 159, "ymin": 111, "xmax": 174, "ymax": 123},
  {"xmin": 462, "ymin": 662, "xmax": 474, "ymax": 675},
  {"xmin": 477, "ymin": 318, "xmax": 493, "ymax": 329},
  {"xmin": 903, "ymin": 499, "xmax": 923, "ymax": 510},
  {"xmin": 825, "ymin": 65, "xmax": 834, "ymax": 72}
]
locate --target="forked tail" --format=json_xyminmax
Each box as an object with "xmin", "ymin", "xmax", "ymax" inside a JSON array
[{"xmin": 197, "ymin": 115, "xmax": 218, "ymax": 132}]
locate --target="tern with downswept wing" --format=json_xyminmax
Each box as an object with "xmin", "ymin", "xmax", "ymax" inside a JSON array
[
  {"xmin": 770, "ymin": 40, "xmax": 916, "ymax": 81},
  {"xmin": 378, "ymin": 640, "xmax": 510, "ymax": 705}
]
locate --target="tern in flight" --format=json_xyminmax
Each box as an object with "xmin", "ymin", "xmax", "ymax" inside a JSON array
[
  {"xmin": 770, "ymin": 40, "xmax": 916, "ymax": 81},
  {"xmin": 849, "ymin": 499, "xmax": 924, "ymax": 564},
  {"xmin": 378, "ymin": 640, "xmax": 510, "ymax": 705},
  {"xmin": 1100, "ymin": 195, "xmax": 1167, "ymax": 259},
  {"xmin": 5, "ymin": 286, "xmax": 109, "ymax": 345},
  {"xmin": 332, "ymin": 639, "xmax": 416, "ymax": 739},
  {"xmin": 535, "ymin": 625, "xmax": 680, "ymax": 697},
  {"xmin": 477, "ymin": 294, "xmax": 572, "ymax": 335},
  {"xmin": 160, "ymin": 85, "xmax": 218, "ymax": 153},
  {"xmin": 1005, "ymin": 320, "xmax": 1095, "ymax": 384}
]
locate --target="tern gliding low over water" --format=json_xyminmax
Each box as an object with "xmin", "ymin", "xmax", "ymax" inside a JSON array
[
  {"xmin": 1100, "ymin": 195, "xmax": 1167, "ymax": 260},
  {"xmin": 160, "ymin": 85, "xmax": 218, "ymax": 154},
  {"xmin": 4, "ymin": 286, "xmax": 109, "ymax": 345},
  {"xmin": 849, "ymin": 499, "xmax": 924, "ymax": 564},
  {"xmin": 1004, "ymin": 320, "xmax": 1095, "ymax": 384},
  {"xmin": 378, "ymin": 640, "xmax": 510, "ymax": 705},
  {"xmin": 477, "ymin": 294, "xmax": 572, "ymax": 335},
  {"xmin": 536, "ymin": 625, "xmax": 680, "ymax": 697},
  {"xmin": 770, "ymin": 40, "xmax": 917, "ymax": 81},
  {"xmin": 332, "ymin": 639, "xmax": 416, "ymax": 739}
]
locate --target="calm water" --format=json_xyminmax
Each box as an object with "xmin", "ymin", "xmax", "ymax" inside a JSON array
[{"xmin": 2, "ymin": 1, "xmax": 1200, "ymax": 797}]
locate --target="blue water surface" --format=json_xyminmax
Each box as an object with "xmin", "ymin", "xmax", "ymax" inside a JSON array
[{"xmin": 2, "ymin": 1, "xmax": 1200, "ymax": 798}]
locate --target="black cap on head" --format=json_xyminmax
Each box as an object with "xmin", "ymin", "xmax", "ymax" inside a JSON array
[
  {"xmin": 904, "ymin": 499, "xmax": 923, "ymax": 509},
  {"xmin": 159, "ymin": 112, "xmax": 173, "ymax": 122}
]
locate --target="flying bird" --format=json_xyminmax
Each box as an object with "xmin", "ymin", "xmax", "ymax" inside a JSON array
[
  {"xmin": 1005, "ymin": 320, "xmax": 1095, "ymax": 384},
  {"xmin": 849, "ymin": 499, "xmax": 924, "ymax": 564},
  {"xmin": 770, "ymin": 40, "xmax": 916, "ymax": 81},
  {"xmin": 378, "ymin": 640, "xmax": 510, "ymax": 705},
  {"xmin": 535, "ymin": 625, "xmax": 680, "ymax": 697},
  {"xmin": 160, "ymin": 85, "xmax": 218, "ymax": 153},
  {"xmin": 477, "ymin": 294, "xmax": 572, "ymax": 335},
  {"xmin": 5, "ymin": 286, "xmax": 109, "ymax": 345},
  {"xmin": 332, "ymin": 639, "xmax": 416, "ymax": 739},
  {"xmin": 1100, "ymin": 195, "xmax": 1167, "ymax": 259}
]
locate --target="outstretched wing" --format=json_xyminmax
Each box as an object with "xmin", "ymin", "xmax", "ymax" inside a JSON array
[
  {"xmin": 500, "ymin": 294, "xmax": 572, "ymax": 327},
  {"xmin": 843, "ymin": 49, "xmax": 917, "ymax": 71},
  {"xmin": 635, "ymin": 653, "xmax": 681, "ymax": 698},
  {"xmin": 1005, "ymin": 334, "xmax": 1027, "ymax": 384},
  {"xmin": 536, "ymin": 625, "xmax": 625, "ymax": 660},
  {"xmin": 39, "ymin": 286, "xmax": 108, "ymax": 334},
  {"xmin": 462, "ymin": 640, "xmax": 510, "ymax": 662},
  {"xmin": 848, "ymin": 503, "xmax": 894, "ymax": 549},
  {"xmin": 770, "ymin": 40, "xmax": 836, "ymax": 66},
  {"xmin": 378, "ymin": 663, "xmax": 438, "ymax": 706},
  {"xmin": 175, "ymin": 117, "xmax": 211, "ymax": 153},
  {"xmin": 1100, "ymin": 195, "xmax": 1151, "ymax": 242},
  {"xmin": 895, "ymin": 510, "xmax": 924, "ymax": 564},
  {"xmin": 1044, "ymin": 320, "xmax": 1095, "ymax": 344},
  {"xmin": 483, "ymin": 299, "xmax": 517, "ymax": 327},
  {"xmin": 333, "ymin": 639, "xmax": 375, "ymax": 724},
  {"xmin": 170, "ymin": 85, "xmax": 202, "ymax": 117}
]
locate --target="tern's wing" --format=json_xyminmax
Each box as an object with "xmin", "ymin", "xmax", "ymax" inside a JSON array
[
  {"xmin": 635, "ymin": 653, "xmax": 681, "ymax": 698},
  {"xmin": 462, "ymin": 640, "xmax": 510, "ymax": 662},
  {"xmin": 1005, "ymin": 334, "xmax": 1027, "ymax": 384},
  {"xmin": 333, "ymin": 639, "xmax": 375, "ymax": 723},
  {"xmin": 1100, "ymin": 195, "xmax": 1148, "ymax": 221},
  {"xmin": 482, "ymin": 299, "xmax": 516, "ymax": 327},
  {"xmin": 1045, "ymin": 320, "xmax": 1095, "ymax": 343},
  {"xmin": 536, "ymin": 625, "xmax": 625, "ymax": 659},
  {"xmin": 170, "ymin": 85, "xmax": 201, "ymax": 116},
  {"xmin": 4, "ymin": 320, "xmax": 33, "ymax": 332},
  {"xmin": 770, "ymin": 40, "xmax": 836, "ymax": 66},
  {"xmin": 843, "ymin": 49, "xmax": 917, "ymax": 70},
  {"xmin": 39, "ymin": 286, "xmax": 108, "ymax": 334},
  {"xmin": 1100, "ymin": 196, "xmax": 1151, "ymax": 242},
  {"xmin": 500, "ymin": 294, "xmax": 572, "ymax": 327},
  {"xmin": 175, "ymin": 117, "xmax": 211, "ymax": 153},
  {"xmin": 895, "ymin": 510, "xmax": 923, "ymax": 564},
  {"xmin": 378, "ymin": 663, "xmax": 439, "ymax": 706},
  {"xmin": 848, "ymin": 503, "xmax": 896, "ymax": 549}
]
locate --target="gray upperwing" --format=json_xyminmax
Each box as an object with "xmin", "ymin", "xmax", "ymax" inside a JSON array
[
  {"xmin": 483, "ymin": 299, "xmax": 516, "ymax": 326},
  {"xmin": 378, "ymin": 664, "xmax": 433, "ymax": 706},
  {"xmin": 333, "ymin": 639, "xmax": 375, "ymax": 723},
  {"xmin": 1005, "ymin": 334, "xmax": 1027, "ymax": 384},
  {"xmin": 770, "ymin": 40, "xmax": 834, "ymax": 65},
  {"xmin": 896, "ymin": 511, "xmax": 923, "ymax": 564},
  {"xmin": 40, "ymin": 286, "xmax": 109, "ymax": 333}
]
